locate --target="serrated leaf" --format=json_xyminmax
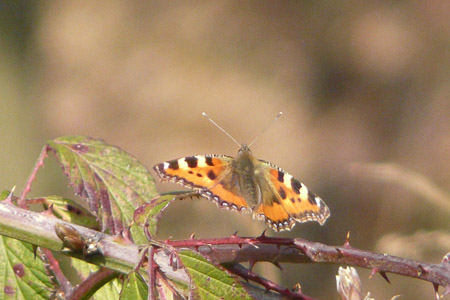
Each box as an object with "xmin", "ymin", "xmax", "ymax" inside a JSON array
[
  {"xmin": 134, "ymin": 192, "xmax": 189, "ymax": 237},
  {"xmin": 120, "ymin": 272, "xmax": 147, "ymax": 300},
  {"xmin": 40, "ymin": 195, "xmax": 99, "ymax": 229},
  {"xmin": 47, "ymin": 136, "xmax": 157, "ymax": 235},
  {"xmin": 71, "ymin": 257, "xmax": 99, "ymax": 280},
  {"xmin": 178, "ymin": 250, "xmax": 252, "ymax": 300},
  {"xmin": 0, "ymin": 237, "xmax": 54, "ymax": 299},
  {"xmin": 95, "ymin": 278, "xmax": 122, "ymax": 300}
]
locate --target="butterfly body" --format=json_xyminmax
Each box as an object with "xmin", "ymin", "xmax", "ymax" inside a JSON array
[{"xmin": 153, "ymin": 144, "xmax": 330, "ymax": 232}]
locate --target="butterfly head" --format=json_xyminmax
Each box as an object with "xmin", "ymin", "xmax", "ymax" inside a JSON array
[{"xmin": 238, "ymin": 144, "xmax": 252, "ymax": 156}]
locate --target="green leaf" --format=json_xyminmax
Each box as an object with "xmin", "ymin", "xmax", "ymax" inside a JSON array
[
  {"xmin": 40, "ymin": 195, "xmax": 99, "ymax": 229},
  {"xmin": 178, "ymin": 250, "xmax": 252, "ymax": 300},
  {"xmin": 133, "ymin": 191, "xmax": 192, "ymax": 237},
  {"xmin": 0, "ymin": 190, "xmax": 10, "ymax": 200},
  {"xmin": 47, "ymin": 136, "xmax": 157, "ymax": 235},
  {"xmin": 95, "ymin": 278, "xmax": 122, "ymax": 300},
  {"xmin": 71, "ymin": 256, "xmax": 98, "ymax": 279},
  {"xmin": 119, "ymin": 272, "xmax": 147, "ymax": 300},
  {"xmin": 0, "ymin": 237, "xmax": 53, "ymax": 299}
]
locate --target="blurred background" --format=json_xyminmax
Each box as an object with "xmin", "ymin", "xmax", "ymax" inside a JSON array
[{"xmin": 1, "ymin": 1, "xmax": 448, "ymax": 299}]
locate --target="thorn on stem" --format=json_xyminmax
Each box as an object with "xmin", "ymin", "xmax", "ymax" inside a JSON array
[
  {"xmin": 292, "ymin": 283, "xmax": 302, "ymax": 293},
  {"xmin": 271, "ymin": 261, "xmax": 283, "ymax": 271},
  {"xmin": 249, "ymin": 260, "xmax": 256, "ymax": 271},
  {"xmin": 344, "ymin": 231, "xmax": 351, "ymax": 247},
  {"xmin": 433, "ymin": 283, "xmax": 439, "ymax": 300},
  {"xmin": 379, "ymin": 271, "xmax": 391, "ymax": 284},
  {"xmin": 257, "ymin": 230, "xmax": 267, "ymax": 239}
]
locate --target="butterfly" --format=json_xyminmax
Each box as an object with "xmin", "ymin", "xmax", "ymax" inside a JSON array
[{"xmin": 153, "ymin": 113, "xmax": 330, "ymax": 232}]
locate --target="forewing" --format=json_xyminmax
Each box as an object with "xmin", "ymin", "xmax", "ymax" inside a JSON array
[{"xmin": 153, "ymin": 155, "xmax": 250, "ymax": 212}]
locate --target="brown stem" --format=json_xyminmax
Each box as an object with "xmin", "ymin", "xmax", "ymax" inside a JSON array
[
  {"xmin": 41, "ymin": 248, "xmax": 72, "ymax": 295},
  {"xmin": 166, "ymin": 233, "xmax": 450, "ymax": 291},
  {"xmin": 66, "ymin": 268, "xmax": 118, "ymax": 300},
  {"xmin": 223, "ymin": 263, "xmax": 317, "ymax": 300},
  {"xmin": 19, "ymin": 145, "xmax": 49, "ymax": 207}
]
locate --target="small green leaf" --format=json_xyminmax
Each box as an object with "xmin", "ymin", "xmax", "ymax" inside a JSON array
[
  {"xmin": 71, "ymin": 257, "xmax": 98, "ymax": 279},
  {"xmin": 0, "ymin": 190, "xmax": 10, "ymax": 200},
  {"xmin": 95, "ymin": 278, "xmax": 121, "ymax": 300},
  {"xmin": 0, "ymin": 237, "xmax": 54, "ymax": 299},
  {"xmin": 40, "ymin": 195, "xmax": 99, "ymax": 229},
  {"xmin": 178, "ymin": 250, "xmax": 252, "ymax": 300},
  {"xmin": 47, "ymin": 136, "xmax": 157, "ymax": 235},
  {"xmin": 119, "ymin": 272, "xmax": 147, "ymax": 300},
  {"xmin": 134, "ymin": 191, "xmax": 192, "ymax": 237}
]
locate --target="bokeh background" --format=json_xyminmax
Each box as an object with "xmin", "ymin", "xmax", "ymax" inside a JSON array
[{"xmin": 1, "ymin": 1, "xmax": 449, "ymax": 299}]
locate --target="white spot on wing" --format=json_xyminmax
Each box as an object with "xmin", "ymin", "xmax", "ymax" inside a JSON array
[
  {"xmin": 283, "ymin": 173, "xmax": 293, "ymax": 189},
  {"xmin": 163, "ymin": 162, "xmax": 169, "ymax": 169},
  {"xmin": 300, "ymin": 185, "xmax": 309, "ymax": 200},
  {"xmin": 196, "ymin": 156, "xmax": 207, "ymax": 167},
  {"xmin": 315, "ymin": 197, "xmax": 321, "ymax": 207},
  {"xmin": 178, "ymin": 158, "xmax": 188, "ymax": 169}
]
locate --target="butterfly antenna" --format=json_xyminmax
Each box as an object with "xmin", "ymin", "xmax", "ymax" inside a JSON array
[
  {"xmin": 202, "ymin": 112, "xmax": 241, "ymax": 147},
  {"xmin": 248, "ymin": 112, "xmax": 283, "ymax": 147}
]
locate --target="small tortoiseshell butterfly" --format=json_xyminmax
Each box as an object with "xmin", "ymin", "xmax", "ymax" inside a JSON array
[{"xmin": 153, "ymin": 113, "xmax": 330, "ymax": 232}]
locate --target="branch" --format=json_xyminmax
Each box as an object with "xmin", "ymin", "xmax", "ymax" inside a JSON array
[
  {"xmin": 0, "ymin": 203, "xmax": 283, "ymax": 299},
  {"xmin": 165, "ymin": 232, "xmax": 450, "ymax": 293},
  {"xmin": 0, "ymin": 202, "xmax": 448, "ymax": 298}
]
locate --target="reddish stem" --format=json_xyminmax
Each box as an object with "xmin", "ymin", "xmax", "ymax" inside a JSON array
[
  {"xmin": 66, "ymin": 268, "xmax": 118, "ymax": 300},
  {"xmin": 223, "ymin": 263, "xmax": 317, "ymax": 300},
  {"xmin": 19, "ymin": 145, "xmax": 49, "ymax": 207},
  {"xmin": 42, "ymin": 248, "xmax": 72, "ymax": 295}
]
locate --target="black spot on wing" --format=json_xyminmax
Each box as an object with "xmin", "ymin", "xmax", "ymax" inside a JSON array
[
  {"xmin": 308, "ymin": 190, "xmax": 317, "ymax": 205},
  {"xmin": 207, "ymin": 170, "xmax": 217, "ymax": 180},
  {"xmin": 168, "ymin": 160, "xmax": 179, "ymax": 170},
  {"xmin": 272, "ymin": 194, "xmax": 281, "ymax": 205},
  {"xmin": 278, "ymin": 187, "xmax": 286, "ymax": 200},
  {"xmin": 290, "ymin": 197, "xmax": 296, "ymax": 203},
  {"xmin": 185, "ymin": 156, "xmax": 198, "ymax": 168},
  {"xmin": 205, "ymin": 156, "xmax": 214, "ymax": 166},
  {"xmin": 277, "ymin": 170, "xmax": 284, "ymax": 183},
  {"xmin": 291, "ymin": 178, "xmax": 302, "ymax": 194}
]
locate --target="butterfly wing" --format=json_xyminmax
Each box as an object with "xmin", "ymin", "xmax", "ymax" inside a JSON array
[
  {"xmin": 153, "ymin": 155, "xmax": 251, "ymax": 213},
  {"xmin": 253, "ymin": 160, "xmax": 330, "ymax": 231}
]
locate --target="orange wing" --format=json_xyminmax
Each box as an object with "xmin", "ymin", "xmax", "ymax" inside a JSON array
[
  {"xmin": 153, "ymin": 155, "xmax": 250, "ymax": 213},
  {"xmin": 254, "ymin": 161, "xmax": 330, "ymax": 231}
]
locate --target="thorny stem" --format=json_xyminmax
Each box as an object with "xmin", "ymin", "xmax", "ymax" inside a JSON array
[
  {"xmin": 223, "ymin": 263, "xmax": 317, "ymax": 300},
  {"xmin": 42, "ymin": 248, "xmax": 72, "ymax": 295},
  {"xmin": 66, "ymin": 268, "xmax": 118, "ymax": 300},
  {"xmin": 165, "ymin": 233, "xmax": 450, "ymax": 294},
  {"xmin": 19, "ymin": 145, "xmax": 48, "ymax": 207},
  {"xmin": 148, "ymin": 246, "xmax": 155, "ymax": 300},
  {"xmin": 0, "ymin": 203, "xmax": 448, "ymax": 298}
]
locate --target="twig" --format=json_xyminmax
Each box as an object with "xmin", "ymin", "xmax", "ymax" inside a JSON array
[
  {"xmin": 19, "ymin": 145, "xmax": 49, "ymax": 207},
  {"xmin": 0, "ymin": 203, "xmax": 448, "ymax": 297},
  {"xmin": 166, "ymin": 232, "xmax": 450, "ymax": 292},
  {"xmin": 41, "ymin": 248, "xmax": 72, "ymax": 295},
  {"xmin": 66, "ymin": 268, "xmax": 118, "ymax": 300},
  {"xmin": 223, "ymin": 263, "xmax": 317, "ymax": 300}
]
